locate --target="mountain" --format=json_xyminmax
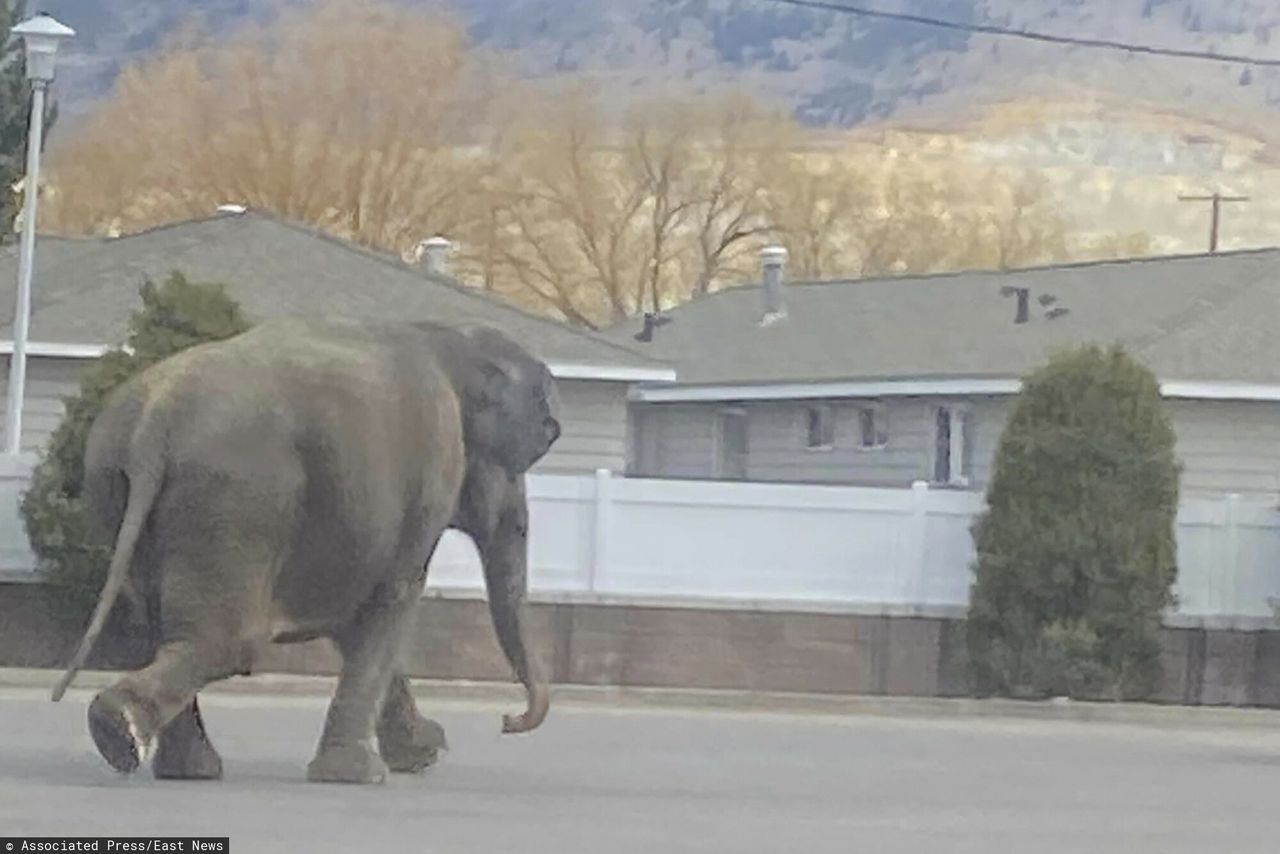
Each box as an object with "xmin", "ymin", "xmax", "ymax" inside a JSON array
[
  {"xmin": 22, "ymin": 1, "xmax": 1280, "ymax": 256},
  {"xmin": 27, "ymin": 0, "xmax": 1280, "ymax": 129}
]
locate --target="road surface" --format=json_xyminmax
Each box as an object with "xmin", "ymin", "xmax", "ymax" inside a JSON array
[{"xmin": 2, "ymin": 686, "xmax": 1280, "ymax": 853}]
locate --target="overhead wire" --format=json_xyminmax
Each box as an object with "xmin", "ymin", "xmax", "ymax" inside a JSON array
[{"xmin": 751, "ymin": 0, "xmax": 1280, "ymax": 67}]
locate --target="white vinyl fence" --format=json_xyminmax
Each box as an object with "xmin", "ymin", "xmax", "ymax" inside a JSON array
[
  {"xmin": 427, "ymin": 471, "xmax": 1280, "ymax": 626},
  {"xmin": 4, "ymin": 460, "xmax": 1279, "ymax": 626}
]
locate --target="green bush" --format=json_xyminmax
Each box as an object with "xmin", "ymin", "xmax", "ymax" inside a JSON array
[
  {"xmin": 965, "ymin": 344, "xmax": 1181, "ymax": 701},
  {"xmin": 20, "ymin": 271, "xmax": 251, "ymax": 626}
]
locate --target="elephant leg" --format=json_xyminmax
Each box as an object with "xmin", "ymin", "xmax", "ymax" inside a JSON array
[
  {"xmin": 377, "ymin": 672, "xmax": 448, "ymax": 773},
  {"xmin": 87, "ymin": 541, "xmax": 265, "ymax": 777},
  {"xmin": 152, "ymin": 696, "xmax": 223, "ymax": 780},
  {"xmin": 306, "ymin": 595, "xmax": 415, "ymax": 784},
  {"xmin": 87, "ymin": 637, "xmax": 251, "ymax": 776}
]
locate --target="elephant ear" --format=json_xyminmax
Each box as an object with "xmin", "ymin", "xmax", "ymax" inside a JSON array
[
  {"xmin": 461, "ymin": 325, "xmax": 521, "ymax": 409},
  {"xmin": 476, "ymin": 356, "xmax": 518, "ymax": 409}
]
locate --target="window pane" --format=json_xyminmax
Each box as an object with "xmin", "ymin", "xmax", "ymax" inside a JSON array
[
  {"xmin": 720, "ymin": 412, "xmax": 748, "ymax": 479},
  {"xmin": 806, "ymin": 406, "xmax": 833, "ymax": 448},
  {"xmin": 934, "ymin": 408, "xmax": 951, "ymax": 482}
]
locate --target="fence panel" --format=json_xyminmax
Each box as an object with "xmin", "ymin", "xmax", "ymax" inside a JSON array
[{"xmin": 2, "ymin": 463, "xmax": 1278, "ymax": 621}]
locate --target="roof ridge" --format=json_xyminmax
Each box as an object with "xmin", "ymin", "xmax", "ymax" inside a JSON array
[
  {"xmin": 617, "ymin": 244, "xmax": 1280, "ymax": 322},
  {"xmin": 49, "ymin": 209, "xmax": 671, "ymax": 368},
  {"xmin": 241, "ymin": 210, "xmax": 672, "ymax": 368}
]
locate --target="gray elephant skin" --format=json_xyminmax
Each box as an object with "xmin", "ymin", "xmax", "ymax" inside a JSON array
[{"xmin": 48, "ymin": 316, "xmax": 562, "ymax": 784}]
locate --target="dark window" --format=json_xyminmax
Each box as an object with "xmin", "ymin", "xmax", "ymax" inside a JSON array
[
  {"xmin": 933, "ymin": 406, "xmax": 972, "ymax": 485},
  {"xmin": 718, "ymin": 410, "xmax": 749, "ymax": 480},
  {"xmin": 933, "ymin": 408, "xmax": 952, "ymax": 483},
  {"xmin": 805, "ymin": 405, "xmax": 834, "ymax": 449},
  {"xmin": 858, "ymin": 406, "xmax": 887, "ymax": 448}
]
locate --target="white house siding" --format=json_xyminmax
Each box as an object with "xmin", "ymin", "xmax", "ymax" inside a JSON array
[
  {"xmin": 631, "ymin": 398, "xmax": 997, "ymax": 487},
  {"xmin": 629, "ymin": 395, "xmax": 1280, "ymax": 500},
  {"xmin": 533, "ymin": 378, "xmax": 632, "ymax": 474},
  {"xmin": 0, "ymin": 360, "xmax": 628, "ymax": 476},
  {"xmin": 0, "ymin": 357, "xmax": 89, "ymax": 454},
  {"xmin": 743, "ymin": 399, "xmax": 934, "ymax": 485},
  {"xmin": 629, "ymin": 404, "xmax": 718, "ymax": 479},
  {"xmin": 1164, "ymin": 399, "xmax": 1280, "ymax": 501},
  {"xmin": 903, "ymin": 397, "xmax": 1280, "ymax": 501},
  {"xmin": 962, "ymin": 398, "xmax": 1280, "ymax": 501},
  {"xmin": 965, "ymin": 397, "xmax": 1013, "ymax": 488}
]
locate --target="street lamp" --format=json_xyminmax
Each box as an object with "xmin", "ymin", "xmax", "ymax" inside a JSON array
[{"xmin": 4, "ymin": 13, "xmax": 74, "ymax": 455}]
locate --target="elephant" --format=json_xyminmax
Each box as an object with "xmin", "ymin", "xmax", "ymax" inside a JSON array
[{"xmin": 48, "ymin": 315, "xmax": 562, "ymax": 784}]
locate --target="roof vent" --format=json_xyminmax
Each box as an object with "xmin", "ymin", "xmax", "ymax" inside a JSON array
[
  {"xmin": 216, "ymin": 204, "xmax": 247, "ymax": 215},
  {"xmin": 1000, "ymin": 285, "xmax": 1030, "ymax": 324},
  {"xmin": 414, "ymin": 236, "xmax": 453, "ymax": 276},
  {"xmin": 758, "ymin": 244, "xmax": 788, "ymax": 326},
  {"xmin": 633, "ymin": 311, "xmax": 672, "ymax": 343}
]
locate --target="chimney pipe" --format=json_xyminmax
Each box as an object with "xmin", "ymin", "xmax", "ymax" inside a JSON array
[
  {"xmin": 1001, "ymin": 286, "xmax": 1030, "ymax": 324},
  {"xmin": 634, "ymin": 312, "xmax": 657, "ymax": 342},
  {"xmin": 417, "ymin": 236, "xmax": 453, "ymax": 276},
  {"xmin": 759, "ymin": 245, "xmax": 788, "ymax": 326}
]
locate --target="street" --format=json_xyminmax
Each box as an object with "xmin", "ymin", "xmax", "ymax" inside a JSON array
[{"xmin": 2, "ymin": 686, "xmax": 1280, "ymax": 853}]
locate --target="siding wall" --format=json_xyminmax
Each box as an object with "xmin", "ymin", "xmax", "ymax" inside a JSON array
[
  {"xmin": 0, "ymin": 359, "xmax": 628, "ymax": 475},
  {"xmin": 530, "ymin": 378, "xmax": 632, "ymax": 474},
  {"xmin": 0, "ymin": 357, "xmax": 88, "ymax": 454},
  {"xmin": 630, "ymin": 404, "xmax": 718, "ymax": 479},
  {"xmin": 743, "ymin": 399, "xmax": 933, "ymax": 485},
  {"xmin": 956, "ymin": 398, "xmax": 1280, "ymax": 502},
  {"xmin": 631, "ymin": 397, "xmax": 1009, "ymax": 488},
  {"xmin": 630, "ymin": 396, "xmax": 1280, "ymax": 500},
  {"xmin": 1166, "ymin": 399, "xmax": 1280, "ymax": 500}
]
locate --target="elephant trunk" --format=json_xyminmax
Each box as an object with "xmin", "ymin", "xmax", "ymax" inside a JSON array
[
  {"xmin": 480, "ymin": 491, "xmax": 549, "ymax": 735},
  {"xmin": 486, "ymin": 583, "xmax": 549, "ymax": 735}
]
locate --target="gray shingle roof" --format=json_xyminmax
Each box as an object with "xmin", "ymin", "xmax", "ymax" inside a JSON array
[
  {"xmin": 0, "ymin": 210, "xmax": 672, "ymax": 379},
  {"xmin": 600, "ymin": 248, "xmax": 1280, "ymax": 386}
]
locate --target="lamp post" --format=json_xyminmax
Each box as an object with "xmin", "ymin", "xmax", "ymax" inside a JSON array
[{"xmin": 4, "ymin": 13, "xmax": 74, "ymax": 455}]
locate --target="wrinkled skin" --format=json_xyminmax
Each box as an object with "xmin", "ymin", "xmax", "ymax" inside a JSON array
[{"xmin": 51, "ymin": 317, "xmax": 561, "ymax": 784}]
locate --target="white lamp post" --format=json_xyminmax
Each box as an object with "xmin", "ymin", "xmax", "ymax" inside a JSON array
[{"xmin": 4, "ymin": 13, "xmax": 74, "ymax": 455}]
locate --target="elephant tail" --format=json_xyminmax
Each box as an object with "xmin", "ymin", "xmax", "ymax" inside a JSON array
[{"xmin": 50, "ymin": 466, "xmax": 163, "ymax": 702}]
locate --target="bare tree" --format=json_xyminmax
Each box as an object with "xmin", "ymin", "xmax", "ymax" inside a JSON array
[
  {"xmin": 44, "ymin": 0, "xmax": 503, "ymax": 253},
  {"xmin": 42, "ymin": 4, "xmax": 1157, "ymax": 327}
]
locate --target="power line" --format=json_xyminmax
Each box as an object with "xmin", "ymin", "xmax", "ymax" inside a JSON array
[{"xmin": 754, "ymin": 0, "xmax": 1280, "ymax": 68}]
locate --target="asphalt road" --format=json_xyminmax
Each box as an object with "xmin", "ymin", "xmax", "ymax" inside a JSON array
[{"xmin": 2, "ymin": 687, "xmax": 1280, "ymax": 853}]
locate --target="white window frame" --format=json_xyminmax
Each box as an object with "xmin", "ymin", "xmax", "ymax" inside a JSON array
[
  {"xmin": 856, "ymin": 402, "xmax": 888, "ymax": 451},
  {"xmin": 713, "ymin": 406, "xmax": 750, "ymax": 480},
  {"xmin": 930, "ymin": 402, "xmax": 973, "ymax": 488},
  {"xmin": 802, "ymin": 403, "xmax": 835, "ymax": 452}
]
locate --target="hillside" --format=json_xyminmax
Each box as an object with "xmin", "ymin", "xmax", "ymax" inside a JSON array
[
  {"xmin": 24, "ymin": 0, "xmax": 1280, "ymax": 256},
  {"xmin": 30, "ymin": 0, "xmax": 1280, "ymax": 127}
]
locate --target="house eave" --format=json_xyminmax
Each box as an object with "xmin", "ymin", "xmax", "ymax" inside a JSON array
[
  {"xmin": 547, "ymin": 362, "xmax": 677, "ymax": 383},
  {"xmin": 629, "ymin": 377, "xmax": 1280, "ymax": 404},
  {"xmin": 0, "ymin": 341, "xmax": 678, "ymax": 383},
  {"xmin": 0, "ymin": 341, "xmax": 114, "ymax": 358},
  {"xmin": 629, "ymin": 377, "xmax": 1024, "ymax": 403}
]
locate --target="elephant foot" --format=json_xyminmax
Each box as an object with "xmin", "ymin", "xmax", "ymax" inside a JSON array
[
  {"xmin": 306, "ymin": 741, "xmax": 389, "ymax": 785},
  {"xmin": 154, "ymin": 741, "xmax": 223, "ymax": 780},
  {"xmin": 153, "ymin": 729, "xmax": 223, "ymax": 781},
  {"xmin": 88, "ymin": 692, "xmax": 155, "ymax": 775},
  {"xmin": 378, "ymin": 715, "xmax": 448, "ymax": 774}
]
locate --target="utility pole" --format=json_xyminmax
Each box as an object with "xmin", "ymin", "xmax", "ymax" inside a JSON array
[{"xmin": 1178, "ymin": 191, "xmax": 1250, "ymax": 253}]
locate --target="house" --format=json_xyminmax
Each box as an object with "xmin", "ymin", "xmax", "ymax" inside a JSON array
[
  {"xmin": 605, "ymin": 245, "xmax": 1280, "ymax": 501},
  {"xmin": 0, "ymin": 208, "xmax": 674, "ymax": 474}
]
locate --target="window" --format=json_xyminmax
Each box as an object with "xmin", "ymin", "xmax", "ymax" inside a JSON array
[
  {"xmin": 932, "ymin": 405, "xmax": 973, "ymax": 486},
  {"xmin": 804, "ymin": 405, "xmax": 834, "ymax": 450},
  {"xmin": 857, "ymin": 405, "xmax": 888, "ymax": 449},
  {"xmin": 716, "ymin": 409, "xmax": 749, "ymax": 480}
]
